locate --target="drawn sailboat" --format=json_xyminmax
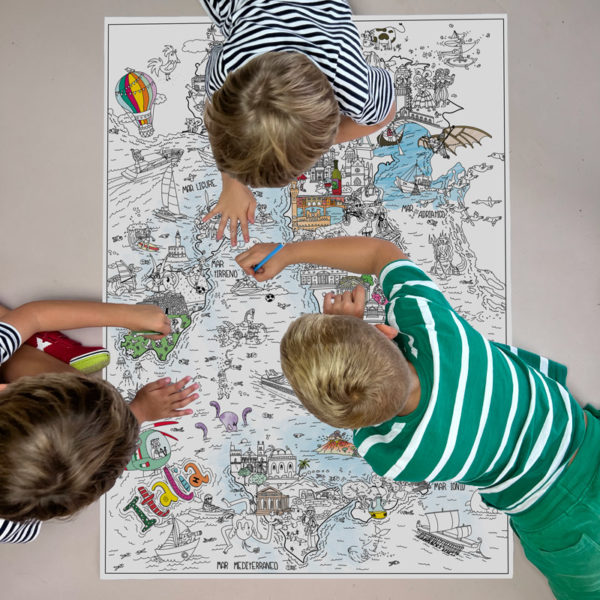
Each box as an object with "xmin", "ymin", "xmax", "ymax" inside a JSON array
[
  {"xmin": 376, "ymin": 124, "xmax": 404, "ymax": 149},
  {"xmin": 107, "ymin": 260, "xmax": 137, "ymax": 295},
  {"xmin": 415, "ymin": 509, "xmax": 482, "ymax": 556},
  {"xmin": 155, "ymin": 517, "xmax": 201, "ymax": 561},
  {"xmin": 154, "ymin": 163, "xmax": 187, "ymax": 222},
  {"xmin": 394, "ymin": 162, "xmax": 432, "ymax": 195}
]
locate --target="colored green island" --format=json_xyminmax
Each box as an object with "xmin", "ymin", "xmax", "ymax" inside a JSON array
[{"xmin": 121, "ymin": 314, "xmax": 192, "ymax": 361}]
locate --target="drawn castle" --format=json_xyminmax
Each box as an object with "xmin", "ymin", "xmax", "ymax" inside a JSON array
[
  {"xmin": 230, "ymin": 442, "xmax": 298, "ymax": 481},
  {"xmin": 291, "ymin": 139, "xmax": 377, "ymax": 232},
  {"xmin": 290, "ymin": 179, "xmax": 346, "ymax": 231}
]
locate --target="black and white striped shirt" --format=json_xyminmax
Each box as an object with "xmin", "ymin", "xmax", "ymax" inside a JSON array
[
  {"xmin": 0, "ymin": 321, "xmax": 41, "ymax": 544},
  {"xmin": 0, "ymin": 519, "xmax": 41, "ymax": 544},
  {"xmin": 198, "ymin": 0, "xmax": 394, "ymax": 124},
  {"xmin": 0, "ymin": 321, "xmax": 21, "ymax": 365}
]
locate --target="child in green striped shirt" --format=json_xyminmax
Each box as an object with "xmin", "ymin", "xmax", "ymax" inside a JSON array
[{"xmin": 236, "ymin": 236, "xmax": 600, "ymax": 600}]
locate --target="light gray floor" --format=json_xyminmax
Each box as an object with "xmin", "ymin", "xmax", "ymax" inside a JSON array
[{"xmin": 1, "ymin": 1, "xmax": 598, "ymax": 598}]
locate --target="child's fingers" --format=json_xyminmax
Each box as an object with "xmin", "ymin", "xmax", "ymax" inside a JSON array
[
  {"xmin": 166, "ymin": 376, "xmax": 192, "ymax": 394},
  {"xmin": 171, "ymin": 382, "xmax": 199, "ymax": 402},
  {"xmin": 172, "ymin": 392, "xmax": 199, "ymax": 408},
  {"xmin": 169, "ymin": 407, "xmax": 195, "ymax": 417},
  {"xmin": 216, "ymin": 215, "xmax": 228, "ymax": 241},
  {"xmin": 352, "ymin": 284, "xmax": 366, "ymax": 307},
  {"xmin": 145, "ymin": 377, "xmax": 171, "ymax": 392},
  {"xmin": 342, "ymin": 290, "xmax": 353, "ymax": 303},
  {"xmin": 323, "ymin": 292, "xmax": 335, "ymax": 313},
  {"xmin": 144, "ymin": 333, "xmax": 166, "ymax": 340},
  {"xmin": 241, "ymin": 217, "xmax": 250, "ymax": 244},
  {"xmin": 235, "ymin": 252, "xmax": 257, "ymax": 272},
  {"xmin": 234, "ymin": 250, "xmax": 257, "ymax": 276},
  {"xmin": 247, "ymin": 202, "xmax": 255, "ymax": 225},
  {"xmin": 202, "ymin": 206, "xmax": 221, "ymax": 223},
  {"xmin": 253, "ymin": 269, "xmax": 272, "ymax": 283},
  {"xmin": 229, "ymin": 218, "xmax": 238, "ymax": 247},
  {"xmin": 136, "ymin": 378, "xmax": 165, "ymax": 394}
]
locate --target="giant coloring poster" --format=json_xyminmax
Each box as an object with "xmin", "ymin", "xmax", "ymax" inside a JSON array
[{"xmin": 102, "ymin": 15, "xmax": 510, "ymax": 578}]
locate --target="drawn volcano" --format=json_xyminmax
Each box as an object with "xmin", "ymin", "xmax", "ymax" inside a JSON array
[{"xmin": 316, "ymin": 432, "xmax": 359, "ymax": 456}]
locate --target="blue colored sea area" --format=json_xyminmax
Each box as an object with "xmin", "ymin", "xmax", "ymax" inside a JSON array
[{"xmin": 373, "ymin": 122, "xmax": 469, "ymax": 209}]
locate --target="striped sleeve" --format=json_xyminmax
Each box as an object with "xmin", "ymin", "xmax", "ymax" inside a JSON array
[
  {"xmin": 379, "ymin": 260, "xmax": 452, "ymax": 309},
  {"xmin": 492, "ymin": 342, "xmax": 568, "ymax": 386},
  {"xmin": 197, "ymin": 0, "xmax": 238, "ymax": 33},
  {"xmin": 0, "ymin": 322, "xmax": 21, "ymax": 365},
  {"xmin": 0, "ymin": 519, "xmax": 41, "ymax": 544},
  {"xmin": 350, "ymin": 65, "xmax": 394, "ymax": 125}
]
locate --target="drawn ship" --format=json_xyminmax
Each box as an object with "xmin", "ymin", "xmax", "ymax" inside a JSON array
[
  {"xmin": 416, "ymin": 509, "xmax": 482, "ymax": 556},
  {"xmin": 121, "ymin": 148, "xmax": 184, "ymax": 182},
  {"xmin": 231, "ymin": 277, "xmax": 262, "ymax": 296},
  {"xmin": 376, "ymin": 125, "xmax": 404, "ymax": 148},
  {"xmin": 439, "ymin": 30, "xmax": 478, "ymax": 68},
  {"xmin": 155, "ymin": 517, "xmax": 201, "ymax": 561},
  {"xmin": 154, "ymin": 162, "xmax": 187, "ymax": 222},
  {"xmin": 394, "ymin": 162, "xmax": 432, "ymax": 195},
  {"xmin": 260, "ymin": 370, "xmax": 298, "ymax": 402},
  {"xmin": 127, "ymin": 223, "xmax": 159, "ymax": 252}
]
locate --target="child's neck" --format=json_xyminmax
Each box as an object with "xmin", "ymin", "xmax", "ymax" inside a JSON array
[{"xmin": 398, "ymin": 362, "xmax": 421, "ymax": 417}]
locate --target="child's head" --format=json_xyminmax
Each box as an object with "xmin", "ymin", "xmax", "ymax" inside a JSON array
[
  {"xmin": 205, "ymin": 51, "xmax": 340, "ymax": 188},
  {"xmin": 280, "ymin": 314, "xmax": 412, "ymax": 428},
  {"xmin": 0, "ymin": 373, "xmax": 139, "ymax": 522}
]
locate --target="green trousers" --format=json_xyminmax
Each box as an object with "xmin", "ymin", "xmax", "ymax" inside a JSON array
[{"xmin": 510, "ymin": 405, "xmax": 600, "ymax": 600}]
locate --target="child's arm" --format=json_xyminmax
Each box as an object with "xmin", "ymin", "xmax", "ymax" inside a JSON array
[
  {"xmin": 236, "ymin": 237, "xmax": 408, "ymax": 281},
  {"xmin": 202, "ymin": 172, "xmax": 257, "ymax": 247},
  {"xmin": 334, "ymin": 100, "xmax": 396, "ymax": 145},
  {"xmin": 129, "ymin": 376, "xmax": 199, "ymax": 422},
  {"xmin": 1, "ymin": 301, "xmax": 171, "ymax": 343}
]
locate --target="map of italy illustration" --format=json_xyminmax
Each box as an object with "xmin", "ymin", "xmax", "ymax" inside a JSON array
[{"xmin": 103, "ymin": 16, "xmax": 510, "ymax": 577}]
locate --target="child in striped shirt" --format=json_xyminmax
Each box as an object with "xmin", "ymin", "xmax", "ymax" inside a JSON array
[
  {"xmin": 0, "ymin": 300, "xmax": 198, "ymax": 544},
  {"xmin": 197, "ymin": 0, "xmax": 395, "ymax": 246},
  {"xmin": 236, "ymin": 236, "xmax": 600, "ymax": 600}
]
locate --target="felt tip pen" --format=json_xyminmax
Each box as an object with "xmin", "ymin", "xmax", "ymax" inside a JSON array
[{"xmin": 253, "ymin": 243, "xmax": 285, "ymax": 272}]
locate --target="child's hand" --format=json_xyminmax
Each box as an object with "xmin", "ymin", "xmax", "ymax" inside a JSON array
[
  {"xmin": 236, "ymin": 243, "xmax": 288, "ymax": 282},
  {"xmin": 126, "ymin": 304, "xmax": 171, "ymax": 339},
  {"xmin": 129, "ymin": 376, "xmax": 199, "ymax": 422},
  {"xmin": 202, "ymin": 174, "xmax": 256, "ymax": 246},
  {"xmin": 323, "ymin": 284, "xmax": 366, "ymax": 319}
]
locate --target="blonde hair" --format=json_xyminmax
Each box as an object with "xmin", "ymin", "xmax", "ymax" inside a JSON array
[
  {"xmin": 0, "ymin": 373, "xmax": 139, "ymax": 522},
  {"xmin": 205, "ymin": 51, "xmax": 340, "ymax": 187},
  {"xmin": 280, "ymin": 314, "xmax": 412, "ymax": 428}
]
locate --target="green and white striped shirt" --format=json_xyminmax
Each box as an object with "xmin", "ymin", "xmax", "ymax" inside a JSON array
[{"xmin": 353, "ymin": 260, "xmax": 586, "ymax": 513}]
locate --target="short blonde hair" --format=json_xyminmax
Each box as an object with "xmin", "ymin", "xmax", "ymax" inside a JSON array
[
  {"xmin": 205, "ymin": 51, "xmax": 340, "ymax": 187},
  {"xmin": 0, "ymin": 373, "xmax": 139, "ymax": 522},
  {"xmin": 280, "ymin": 314, "xmax": 412, "ymax": 428}
]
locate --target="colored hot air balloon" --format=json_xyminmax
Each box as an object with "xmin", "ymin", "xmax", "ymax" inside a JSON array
[{"xmin": 115, "ymin": 68, "xmax": 157, "ymax": 137}]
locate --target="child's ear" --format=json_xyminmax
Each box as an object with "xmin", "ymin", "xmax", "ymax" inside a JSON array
[{"xmin": 374, "ymin": 324, "xmax": 399, "ymax": 340}]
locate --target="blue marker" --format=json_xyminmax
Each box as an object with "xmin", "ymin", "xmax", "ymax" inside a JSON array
[{"xmin": 253, "ymin": 243, "xmax": 285, "ymax": 272}]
